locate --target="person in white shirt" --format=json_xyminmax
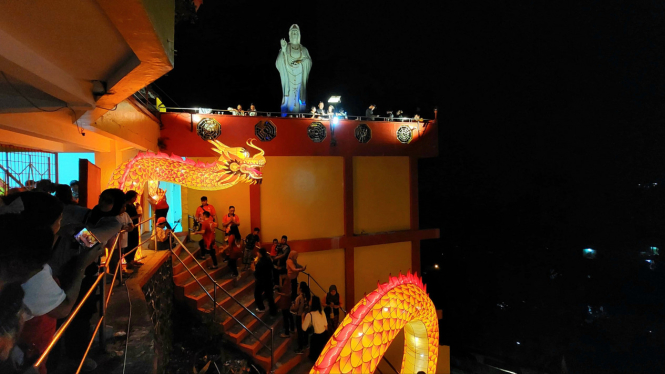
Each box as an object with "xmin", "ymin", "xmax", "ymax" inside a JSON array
[
  {"xmin": 108, "ymin": 209, "xmax": 134, "ymax": 274},
  {"xmin": 302, "ymin": 295, "xmax": 329, "ymax": 360}
]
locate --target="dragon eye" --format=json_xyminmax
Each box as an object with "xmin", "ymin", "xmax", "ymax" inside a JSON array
[{"xmin": 237, "ymin": 148, "xmax": 249, "ymax": 159}]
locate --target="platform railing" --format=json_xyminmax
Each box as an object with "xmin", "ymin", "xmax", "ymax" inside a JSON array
[
  {"xmin": 32, "ymin": 216, "xmax": 156, "ymax": 374},
  {"xmin": 169, "ymin": 231, "xmax": 275, "ymax": 373},
  {"xmin": 164, "ymin": 106, "xmax": 431, "ymax": 123}
]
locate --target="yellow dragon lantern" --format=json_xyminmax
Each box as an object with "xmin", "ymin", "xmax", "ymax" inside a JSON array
[{"xmin": 107, "ymin": 139, "xmax": 266, "ymax": 196}]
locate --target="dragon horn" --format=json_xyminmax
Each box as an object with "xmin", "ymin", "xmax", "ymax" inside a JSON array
[
  {"xmin": 246, "ymin": 138, "xmax": 265, "ymax": 157},
  {"xmin": 208, "ymin": 140, "xmax": 230, "ymax": 156}
]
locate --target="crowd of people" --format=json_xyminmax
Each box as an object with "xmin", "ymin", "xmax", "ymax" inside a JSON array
[
  {"xmin": 0, "ymin": 181, "xmax": 148, "ymax": 373},
  {"xmin": 190, "ymin": 195, "xmax": 344, "ymax": 360}
]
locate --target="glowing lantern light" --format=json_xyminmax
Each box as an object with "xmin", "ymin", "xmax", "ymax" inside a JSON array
[{"xmin": 311, "ymin": 271, "xmax": 438, "ymax": 374}]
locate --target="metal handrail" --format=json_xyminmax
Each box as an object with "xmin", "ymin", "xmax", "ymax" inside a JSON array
[
  {"xmin": 169, "ymin": 232, "xmax": 274, "ymax": 372},
  {"xmin": 170, "ymin": 233, "xmax": 272, "ymax": 330},
  {"xmin": 33, "ymin": 213, "xmax": 159, "ymax": 373},
  {"xmin": 382, "ymin": 356, "xmax": 399, "ymax": 373},
  {"xmin": 303, "ymin": 271, "xmax": 347, "ymax": 315},
  {"xmin": 164, "ymin": 106, "xmax": 431, "ymax": 122}
]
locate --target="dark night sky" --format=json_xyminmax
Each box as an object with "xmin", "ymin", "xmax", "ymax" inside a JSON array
[{"xmin": 157, "ymin": 1, "xmax": 665, "ymax": 371}]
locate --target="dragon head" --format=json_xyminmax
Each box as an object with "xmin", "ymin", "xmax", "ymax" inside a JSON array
[{"xmin": 209, "ymin": 139, "xmax": 266, "ymax": 184}]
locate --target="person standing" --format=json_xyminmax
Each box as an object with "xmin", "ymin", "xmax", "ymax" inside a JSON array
[
  {"xmin": 301, "ymin": 295, "xmax": 329, "ymax": 360},
  {"xmin": 155, "ymin": 217, "xmax": 172, "ymax": 251},
  {"xmin": 196, "ymin": 212, "xmax": 218, "ymax": 269},
  {"xmin": 273, "ymin": 235, "xmax": 291, "ymax": 292},
  {"xmin": 291, "ymin": 282, "xmax": 311, "ymax": 355},
  {"xmin": 325, "ymin": 285, "xmax": 343, "ymax": 334},
  {"xmin": 254, "ymin": 248, "xmax": 277, "ymax": 315},
  {"xmin": 220, "ymin": 225, "xmax": 243, "ymax": 278},
  {"xmin": 276, "ymin": 277, "xmax": 294, "ymax": 338},
  {"xmin": 365, "ymin": 104, "xmax": 377, "ymax": 120},
  {"xmin": 221, "ymin": 206, "xmax": 240, "ymax": 241},
  {"xmin": 243, "ymin": 227, "xmax": 261, "ymax": 271},
  {"xmin": 248, "ymin": 103, "xmax": 257, "ymax": 116},
  {"xmin": 124, "ymin": 191, "xmax": 141, "ymax": 268},
  {"xmin": 286, "ymin": 251, "xmax": 306, "ymax": 302},
  {"xmin": 194, "ymin": 196, "xmax": 216, "ymax": 232},
  {"xmin": 148, "ymin": 188, "xmax": 170, "ymax": 229}
]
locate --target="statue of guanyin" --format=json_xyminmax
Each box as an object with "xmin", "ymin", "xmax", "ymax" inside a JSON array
[{"xmin": 276, "ymin": 24, "xmax": 312, "ymax": 115}]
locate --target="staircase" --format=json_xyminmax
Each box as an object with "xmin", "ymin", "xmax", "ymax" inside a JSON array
[{"xmin": 171, "ymin": 236, "xmax": 315, "ymax": 374}]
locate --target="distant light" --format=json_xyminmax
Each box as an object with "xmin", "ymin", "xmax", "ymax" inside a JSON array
[
  {"xmin": 198, "ymin": 107, "xmax": 212, "ymax": 114},
  {"xmin": 516, "ymin": 342, "xmax": 521, "ymax": 345},
  {"xmin": 646, "ymin": 260, "xmax": 653, "ymax": 263},
  {"xmin": 434, "ymin": 264, "xmax": 439, "ymax": 269},
  {"xmin": 583, "ymin": 248, "xmax": 597, "ymax": 259},
  {"xmin": 332, "ymin": 116, "xmax": 339, "ymax": 126},
  {"xmin": 328, "ymin": 96, "xmax": 341, "ymax": 103}
]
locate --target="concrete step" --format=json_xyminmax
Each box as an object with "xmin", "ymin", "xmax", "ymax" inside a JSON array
[{"xmin": 189, "ymin": 270, "xmax": 254, "ymax": 310}]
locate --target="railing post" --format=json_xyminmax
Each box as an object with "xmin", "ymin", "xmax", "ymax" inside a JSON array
[
  {"xmin": 213, "ymin": 284, "xmax": 216, "ymax": 323},
  {"xmin": 99, "ymin": 262, "xmax": 107, "ymax": 352},
  {"xmin": 270, "ymin": 328, "xmax": 275, "ymax": 374},
  {"xmin": 118, "ymin": 243, "xmax": 123, "ymax": 286}
]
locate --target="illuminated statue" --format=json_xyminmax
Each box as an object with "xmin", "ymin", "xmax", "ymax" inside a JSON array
[
  {"xmin": 276, "ymin": 24, "xmax": 312, "ymax": 115},
  {"xmin": 107, "ymin": 139, "xmax": 266, "ymax": 197},
  {"xmin": 311, "ymin": 271, "xmax": 439, "ymax": 374}
]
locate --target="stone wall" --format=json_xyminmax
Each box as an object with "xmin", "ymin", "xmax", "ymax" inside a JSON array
[{"xmin": 142, "ymin": 255, "xmax": 175, "ymax": 373}]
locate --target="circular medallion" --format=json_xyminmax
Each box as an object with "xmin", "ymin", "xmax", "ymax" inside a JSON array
[
  {"xmin": 307, "ymin": 122, "xmax": 327, "ymax": 142},
  {"xmin": 255, "ymin": 120, "xmax": 277, "ymax": 141},
  {"xmin": 354, "ymin": 123, "xmax": 372, "ymax": 143},
  {"xmin": 396, "ymin": 125, "xmax": 413, "ymax": 144},
  {"xmin": 196, "ymin": 118, "xmax": 222, "ymax": 140}
]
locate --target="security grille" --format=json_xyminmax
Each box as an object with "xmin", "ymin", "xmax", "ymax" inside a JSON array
[{"xmin": 0, "ymin": 144, "xmax": 57, "ymax": 195}]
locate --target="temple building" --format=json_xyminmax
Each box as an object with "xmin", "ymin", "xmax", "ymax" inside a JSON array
[{"xmin": 0, "ymin": 1, "xmax": 447, "ymax": 373}]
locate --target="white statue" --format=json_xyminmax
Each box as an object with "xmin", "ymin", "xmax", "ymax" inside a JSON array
[{"xmin": 276, "ymin": 24, "xmax": 312, "ymax": 115}]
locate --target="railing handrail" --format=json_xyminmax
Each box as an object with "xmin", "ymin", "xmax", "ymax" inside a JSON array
[
  {"xmin": 169, "ymin": 232, "xmax": 274, "ymax": 371},
  {"xmin": 382, "ymin": 356, "xmax": 399, "ymax": 373},
  {"xmin": 34, "ymin": 216, "xmax": 160, "ymax": 373},
  {"xmin": 169, "ymin": 233, "xmax": 272, "ymax": 330},
  {"xmin": 303, "ymin": 271, "xmax": 347, "ymax": 315},
  {"xmin": 164, "ymin": 106, "xmax": 432, "ymax": 122}
]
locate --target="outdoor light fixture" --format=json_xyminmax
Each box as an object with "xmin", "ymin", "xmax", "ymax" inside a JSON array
[
  {"xmin": 328, "ymin": 95, "xmax": 341, "ymax": 103},
  {"xmin": 332, "ymin": 116, "xmax": 340, "ymax": 126}
]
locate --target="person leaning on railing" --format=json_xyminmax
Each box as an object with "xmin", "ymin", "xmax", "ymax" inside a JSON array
[{"xmin": 50, "ymin": 189, "xmax": 125, "ymax": 372}]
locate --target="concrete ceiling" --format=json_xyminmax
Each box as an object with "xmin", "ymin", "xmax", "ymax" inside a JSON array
[{"xmin": 0, "ymin": 0, "xmax": 134, "ymax": 81}]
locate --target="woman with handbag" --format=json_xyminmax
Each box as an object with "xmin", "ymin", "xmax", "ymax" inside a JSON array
[
  {"xmin": 291, "ymin": 282, "xmax": 310, "ymax": 355},
  {"xmin": 301, "ymin": 295, "xmax": 329, "ymax": 360}
]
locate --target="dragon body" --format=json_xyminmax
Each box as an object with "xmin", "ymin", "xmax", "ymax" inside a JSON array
[
  {"xmin": 107, "ymin": 139, "xmax": 265, "ymax": 196},
  {"xmin": 312, "ymin": 271, "xmax": 439, "ymax": 374}
]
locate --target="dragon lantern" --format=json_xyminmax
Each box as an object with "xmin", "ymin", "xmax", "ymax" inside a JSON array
[{"xmin": 107, "ymin": 139, "xmax": 266, "ymax": 196}]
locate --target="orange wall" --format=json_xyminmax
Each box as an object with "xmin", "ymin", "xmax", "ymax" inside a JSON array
[
  {"xmin": 260, "ymin": 156, "xmax": 344, "ymax": 242},
  {"xmin": 182, "ymin": 157, "xmax": 251, "ymax": 243},
  {"xmin": 297, "ymin": 248, "xmax": 345, "ymax": 302},
  {"xmin": 353, "ymin": 157, "xmax": 411, "ymax": 235}
]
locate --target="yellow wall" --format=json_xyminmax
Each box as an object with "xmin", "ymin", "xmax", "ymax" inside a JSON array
[
  {"xmin": 437, "ymin": 345, "xmax": 451, "ymax": 374},
  {"xmin": 260, "ymin": 156, "xmax": 344, "ymax": 241},
  {"xmin": 182, "ymin": 157, "xmax": 251, "ymax": 243},
  {"xmin": 353, "ymin": 157, "xmax": 411, "ymax": 235},
  {"xmin": 353, "ymin": 241, "xmax": 412, "ymax": 299},
  {"xmin": 297, "ymin": 249, "xmax": 345, "ymax": 303}
]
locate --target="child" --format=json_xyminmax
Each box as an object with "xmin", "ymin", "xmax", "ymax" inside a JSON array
[
  {"xmin": 155, "ymin": 217, "xmax": 172, "ymax": 251},
  {"xmin": 324, "ymin": 285, "xmax": 343, "ymax": 334}
]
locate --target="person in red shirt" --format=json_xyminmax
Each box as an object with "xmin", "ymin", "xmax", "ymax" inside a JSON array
[
  {"xmin": 221, "ymin": 205, "xmax": 240, "ymax": 237},
  {"xmin": 196, "ymin": 211, "xmax": 218, "ymax": 269},
  {"xmin": 220, "ymin": 225, "xmax": 243, "ymax": 279},
  {"xmin": 194, "ymin": 196, "xmax": 217, "ymax": 223},
  {"xmin": 148, "ymin": 188, "xmax": 171, "ymax": 229}
]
